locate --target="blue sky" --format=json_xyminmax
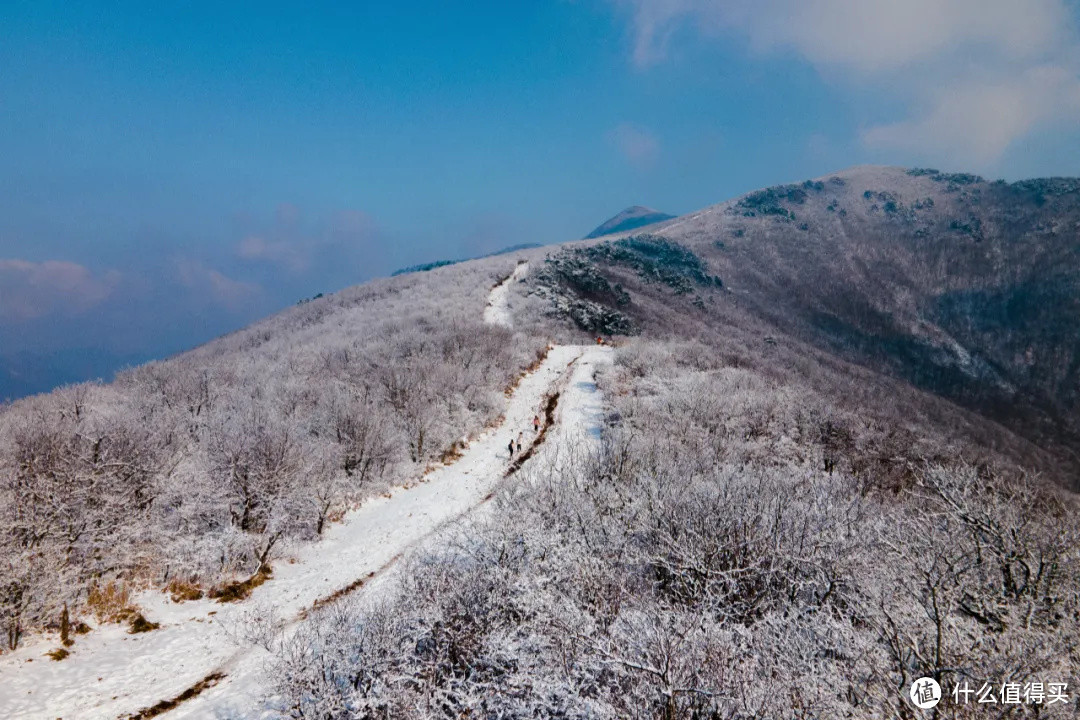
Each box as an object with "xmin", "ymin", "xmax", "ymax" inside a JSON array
[{"xmin": 2, "ymin": 0, "xmax": 1080, "ymax": 396}]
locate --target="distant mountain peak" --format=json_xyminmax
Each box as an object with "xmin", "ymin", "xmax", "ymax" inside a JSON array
[{"xmin": 585, "ymin": 206, "xmax": 675, "ymax": 239}]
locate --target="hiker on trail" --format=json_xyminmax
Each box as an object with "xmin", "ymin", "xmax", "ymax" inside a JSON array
[
  {"xmin": 516, "ymin": 432, "xmax": 523, "ymax": 453},
  {"xmin": 533, "ymin": 414, "xmax": 540, "ymax": 433},
  {"xmin": 508, "ymin": 438, "xmax": 515, "ymax": 460}
]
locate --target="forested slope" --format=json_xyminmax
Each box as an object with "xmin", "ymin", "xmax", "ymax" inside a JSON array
[
  {"xmin": 0, "ymin": 257, "xmax": 545, "ymax": 650},
  {"xmin": 261, "ymin": 166, "xmax": 1080, "ymax": 719},
  {"xmin": 525, "ymin": 166, "xmax": 1080, "ymax": 488}
]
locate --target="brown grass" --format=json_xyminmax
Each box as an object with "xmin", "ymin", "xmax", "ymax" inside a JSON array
[
  {"xmin": 128, "ymin": 613, "xmax": 161, "ymax": 634},
  {"xmin": 207, "ymin": 565, "xmax": 272, "ymax": 603},
  {"xmin": 166, "ymin": 579, "xmax": 204, "ymax": 603},
  {"xmin": 60, "ymin": 604, "xmax": 72, "ymax": 647},
  {"xmin": 86, "ymin": 581, "xmax": 137, "ymax": 624},
  {"xmin": 439, "ymin": 443, "xmax": 464, "ymax": 464},
  {"xmin": 46, "ymin": 647, "xmax": 70, "ymax": 661}
]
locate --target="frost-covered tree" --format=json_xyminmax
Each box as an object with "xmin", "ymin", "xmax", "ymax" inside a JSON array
[{"xmin": 0, "ymin": 256, "xmax": 544, "ymax": 647}]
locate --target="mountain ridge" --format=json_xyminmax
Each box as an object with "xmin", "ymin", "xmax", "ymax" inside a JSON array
[
  {"xmin": 584, "ymin": 205, "xmax": 675, "ymax": 239},
  {"xmin": 527, "ymin": 164, "xmax": 1080, "ymax": 487}
]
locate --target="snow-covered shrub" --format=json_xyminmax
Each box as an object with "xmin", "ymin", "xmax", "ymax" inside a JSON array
[
  {"xmin": 268, "ymin": 338, "xmax": 1080, "ymax": 719},
  {"xmin": 0, "ymin": 256, "xmax": 545, "ymax": 647}
]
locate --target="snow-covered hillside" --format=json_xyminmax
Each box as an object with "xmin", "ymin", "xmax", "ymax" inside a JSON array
[
  {"xmin": 3, "ymin": 166, "xmax": 1080, "ymax": 719},
  {"xmin": 0, "ymin": 260, "xmax": 612, "ymax": 720}
]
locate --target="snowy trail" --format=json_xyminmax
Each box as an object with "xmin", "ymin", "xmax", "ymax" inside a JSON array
[
  {"xmin": 172, "ymin": 345, "xmax": 610, "ymax": 720},
  {"xmin": 0, "ymin": 259, "xmax": 613, "ymax": 720},
  {"xmin": 483, "ymin": 260, "xmax": 528, "ymax": 327}
]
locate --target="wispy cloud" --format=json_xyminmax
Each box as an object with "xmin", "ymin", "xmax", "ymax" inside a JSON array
[
  {"xmin": 236, "ymin": 235, "xmax": 309, "ymax": 272},
  {"xmin": 234, "ymin": 206, "xmax": 377, "ymax": 275},
  {"xmin": 609, "ymin": 122, "xmax": 661, "ymax": 169},
  {"xmin": 612, "ymin": 0, "xmax": 1080, "ymax": 167},
  {"xmin": 0, "ymin": 259, "xmax": 121, "ymax": 321},
  {"xmin": 862, "ymin": 64, "xmax": 1080, "ymax": 165},
  {"xmin": 616, "ymin": 0, "xmax": 701, "ymax": 68},
  {"xmin": 174, "ymin": 259, "xmax": 260, "ymax": 311},
  {"xmin": 617, "ymin": 0, "xmax": 1072, "ymax": 70}
]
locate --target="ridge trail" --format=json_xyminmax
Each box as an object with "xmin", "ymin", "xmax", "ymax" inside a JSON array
[
  {"xmin": 0, "ymin": 259, "xmax": 612, "ymax": 720},
  {"xmin": 483, "ymin": 260, "xmax": 528, "ymax": 327}
]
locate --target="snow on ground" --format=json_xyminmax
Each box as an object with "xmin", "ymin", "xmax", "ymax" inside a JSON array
[
  {"xmin": 483, "ymin": 261, "xmax": 528, "ymax": 327},
  {"xmin": 0, "ymin": 261, "xmax": 613, "ymax": 720},
  {"xmin": 171, "ymin": 345, "xmax": 611, "ymax": 720}
]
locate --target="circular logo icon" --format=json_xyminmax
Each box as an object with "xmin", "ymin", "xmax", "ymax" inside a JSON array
[{"xmin": 910, "ymin": 677, "xmax": 942, "ymax": 709}]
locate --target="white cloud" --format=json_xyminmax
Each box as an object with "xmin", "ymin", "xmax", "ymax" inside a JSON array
[
  {"xmin": 612, "ymin": 0, "xmax": 1080, "ymax": 166},
  {"xmin": 617, "ymin": 0, "xmax": 700, "ymax": 68},
  {"xmin": 0, "ymin": 259, "xmax": 121, "ymax": 321},
  {"xmin": 862, "ymin": 64, "xmax": 1080, "ymax": 165},
  {"xmin": 175, "ymin": 259, "xmax": 260, "ymax": 311},
  {"xmin": 234, "ymin": 207, "xmax": 376, "ymax": 273},
  {"xmin": 235, "ymin": 235, "xmax": 308, "ymax": 272},
  {"xmin": 609, "ymin": 122, "xmax": 661, "ymax": 168},
  {"xmin": 620, "ymin": 0, "xmax": 1070, "ymax": 71}
]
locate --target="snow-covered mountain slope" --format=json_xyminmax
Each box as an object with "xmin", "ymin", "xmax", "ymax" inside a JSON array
[
  {"xmin": 0, "ymin": 252, "xmax": 551, "ymax": 664},
  {"xmin": 2, "ymin": 165, "xmax": 1079, "ymax": 719},
  {"xmin": 0, "ymin": 258, "xmax": 611, "ymax": 720},
  {"xmin": 532, "ymin": 167, "xmax": 1080, "ymax": 489}
]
